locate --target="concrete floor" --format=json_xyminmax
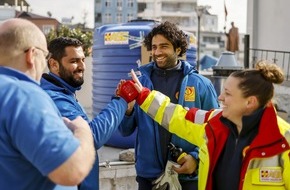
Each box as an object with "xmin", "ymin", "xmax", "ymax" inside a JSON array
[
  {"xmin": 54, "ymin": 146, "xmax": 137, "ymax": 190},
  {"xmin": 99, "ymin": 146, "xmax": 137, "ymax": 190}
]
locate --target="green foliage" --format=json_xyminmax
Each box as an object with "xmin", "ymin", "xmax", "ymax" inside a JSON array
[{"xmin": 46, "ymin": 25, "xmax": 93, "ymax": 57}]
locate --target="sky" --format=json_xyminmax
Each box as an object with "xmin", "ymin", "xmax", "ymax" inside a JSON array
[
  {"xmin": 26, "ymin": 0, "xmax": 94, "ymax": 28},
  {"xmin": 199, "ymin": 0, "xmax": 247, "ymax": 33},
  {"xmin": 26, "ymin": 0, "xmax": 247, "ymax": 33}
]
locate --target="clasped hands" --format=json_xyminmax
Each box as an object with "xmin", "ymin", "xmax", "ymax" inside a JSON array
[
  {"xmin": 116, "ymin": 70, "xmax": 199, "ymax": 175},
  {"xmin": 115, "ymin": 69, "xmax": 144, "ymax": 103}
]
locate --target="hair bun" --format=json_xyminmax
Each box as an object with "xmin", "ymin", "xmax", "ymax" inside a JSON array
[{"xmin": 255, "ymin": 60, "xmax": 284, "ymax": 84}]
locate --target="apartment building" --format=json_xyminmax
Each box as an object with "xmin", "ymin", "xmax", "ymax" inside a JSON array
[{"xmin": 94, "ymin": 0, "xmax": 137, "ymax": 28}]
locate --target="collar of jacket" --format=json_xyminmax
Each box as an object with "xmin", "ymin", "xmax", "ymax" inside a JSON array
[
  {"xmin": 220, "ymin": 107, "xmax": 264, "ymax": 139},
  {"xmin": 206, "ymin": 105, "xmax": 289, "ymax": 161},
  {"xmin": 245, "ymin": 104, "xmax": 289, "ymax": 153},
  {"xmin": 153, "ymin": 60, "xmax": 182, "ymax": 71},
  {"xmin": 42, "ymin": 72, "xmax": 81, "ymax": 95},
  {"xmin": 0, "ymin": 66, "xmax": 40, "ymax": 85},
  {"xmin": 138, "ymin": 59, "xmax": 198, "ymax": 77}
]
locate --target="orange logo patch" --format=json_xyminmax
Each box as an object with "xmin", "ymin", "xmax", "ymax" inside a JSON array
[
  {"xmin": 175, "ymin": 87, "xmax": 195, "ymax": 101},
  {"xmin": 185, "ymin": 87, "xmax": 195, "ymax": 101}
]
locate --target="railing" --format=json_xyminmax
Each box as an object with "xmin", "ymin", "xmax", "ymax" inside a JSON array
[
  {"xmin": 244, "ymin": 35, "xmax": 290, "ymax": 81},
  {"xmin": 249, "ymin": 48, "xmax": 290, "ymax": 81}
]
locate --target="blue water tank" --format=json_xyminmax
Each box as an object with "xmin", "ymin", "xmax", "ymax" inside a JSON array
[{"xmin": 92, "ymin": 20, "xmax": 197, "ymax": 148}]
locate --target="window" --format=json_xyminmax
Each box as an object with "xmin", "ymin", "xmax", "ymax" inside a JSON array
[
  {"xmin": 138, "ymin": 3, "xmax": 146, "ymax": 12},
  {"xmin": 104, "ymin": 13, "xmax": 112, "ymax": 23},
  {"xmin": 117, "ymin": 0, "xmax": 122, "ymax": 8},
  {"xmin": 127, "ymin": 0, "xmax": 133, "ymax": 8},
  {"xmin": 117, "ymin": 13, "xmax": 122, "ymax": 23},
  {"xmin": 127, "ymin": 13, "xmax": 134, "ymax": 22},
  {"xmin": 105, "ymin": 0, "xmax": 111, "ymax": 7},
  {"xmin": 95, "ymin": 13, "xmax": 102, "ymax": 22},
  {"xmin": 96, "ymin": 0, "xmax": 101, "ymax": 9},
  {"xmin": 203, "ymin": 36, "xmax": 216, "ymax": 43}
]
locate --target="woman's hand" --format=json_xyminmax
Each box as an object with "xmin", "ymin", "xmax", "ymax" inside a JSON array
[{"xmin": 130, "ymin": 69, "xmax": 143, "ymax": 93}]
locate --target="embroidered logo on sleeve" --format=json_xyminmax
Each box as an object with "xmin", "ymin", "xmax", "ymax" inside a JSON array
[
  {"xmin": 260, "ymin": 167, "xmax": 282, "ymax": 182},
  {"xmin": 184, "ymin": 87, "xmax": 195, "ymax": 101}
]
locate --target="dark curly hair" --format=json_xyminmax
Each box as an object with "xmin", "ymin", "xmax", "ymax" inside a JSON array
[
  {"xmin": 47, "ymin": 37, "xmax": 83, "ymax": 68},
  {"xmin": 143, "ymin": 21, "xmax": 188, "ymax": 57}
]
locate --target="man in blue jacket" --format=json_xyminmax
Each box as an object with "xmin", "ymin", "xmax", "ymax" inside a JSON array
[
  {"xmin": 40, "ymin": 37, "xmax": 133, "ymax": 190},
  {"xmin": 0, "ymin": 18, "xmax": 95, "ymax": 190},
  {"xmin": 119, "ymin": 21, "xmax": 219, "ymax": 190}
]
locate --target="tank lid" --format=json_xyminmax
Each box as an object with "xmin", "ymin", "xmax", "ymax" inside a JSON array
[{"xmin": 213, "ymin": 51, "xmax": 243, "ymax": 69}]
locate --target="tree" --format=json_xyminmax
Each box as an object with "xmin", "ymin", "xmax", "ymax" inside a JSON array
[{"xmin": 46, "ymin": 25, "xmax": 93, "ymax": 57}]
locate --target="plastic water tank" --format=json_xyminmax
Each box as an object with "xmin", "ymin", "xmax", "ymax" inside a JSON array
[{"xmin": 92, "ymin": 20, "xmax": 197, "ymax": 148}]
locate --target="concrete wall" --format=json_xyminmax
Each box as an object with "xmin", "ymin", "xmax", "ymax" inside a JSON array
[
  {"xmin": 246, "ymin": 0, "xmax": 290, "ymax": 121},
  {"xmin": 247, "ymin": 0, "xmax": 290, "ymax": 52}
]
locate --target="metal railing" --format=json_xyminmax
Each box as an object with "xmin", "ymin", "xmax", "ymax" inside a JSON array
[{"xmin": 244, "ymin": 35, "xmax": 290, "ymax": 81}]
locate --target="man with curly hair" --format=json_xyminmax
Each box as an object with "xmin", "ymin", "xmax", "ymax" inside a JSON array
[{"xmin": 118, "ymin": 21, "xmax": 219, "ymax": 190}]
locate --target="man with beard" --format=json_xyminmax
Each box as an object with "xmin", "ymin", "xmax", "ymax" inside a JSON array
[
  {"xmin": 0, "ymin": 18, "xmax": 95, "ymax": 190},
  {"xmin": 118, "ymin": 21, "xmax": 219, "ymax": 190},
  {"xmin": 40, "ymin": 37, "xmax": 134, "ymax": 190}
]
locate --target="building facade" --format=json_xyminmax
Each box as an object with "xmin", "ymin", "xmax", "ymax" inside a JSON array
[
  {"xmin": 95, "ymin": 0, "xmax": 137, "ymax": 28},
  {"xmin": 137, "ymin": 0, "xmax": 218, "ymax": 33}
]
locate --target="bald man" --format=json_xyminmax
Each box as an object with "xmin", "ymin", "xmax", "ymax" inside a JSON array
[{"xmin": 0, "ymin": 18, "xmax": 95, "ymax": 190}]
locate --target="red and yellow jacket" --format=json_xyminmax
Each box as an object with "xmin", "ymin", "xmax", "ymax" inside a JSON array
[{"xmin": 138, "ymin": 90, "xmax": 290, "ymax": 190}]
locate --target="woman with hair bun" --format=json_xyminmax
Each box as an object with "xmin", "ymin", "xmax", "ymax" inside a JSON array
[{"xmin": 120, "ymin": 61, "xmax": 290, "ymax": 190}]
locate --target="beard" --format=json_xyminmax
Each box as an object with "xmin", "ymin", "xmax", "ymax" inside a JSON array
[
  {"xmin": 153, "ymin": 52, "xmax": 179, "ymax": 69},
  {"xmin": 59, "ymin": 63, "xmax": 84, "ymax": 88}
]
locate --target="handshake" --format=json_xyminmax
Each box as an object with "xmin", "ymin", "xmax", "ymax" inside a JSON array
[
  {"xmin": 116, "ymin": 69, "xmax": 149, "ymax": 103},
  {"xmin": 117, "ymin": 80, "xmax": 139, "ymax": 103}
]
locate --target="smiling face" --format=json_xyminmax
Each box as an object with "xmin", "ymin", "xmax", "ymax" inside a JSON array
[
  {"xmin": 52, "ymin": 46, "xmax": 85, "ymax": 87},
  {"xmin": 218, "ymin": 76, "xmax": 257, "ymax": 125},
  {"xmin": 151, "ymin": 34, "xmax": 180, "ymax": 69}
]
